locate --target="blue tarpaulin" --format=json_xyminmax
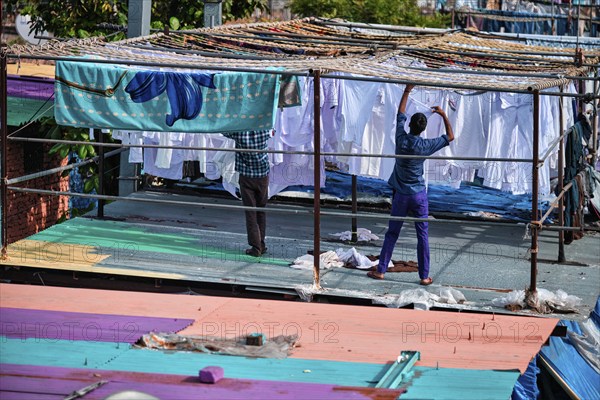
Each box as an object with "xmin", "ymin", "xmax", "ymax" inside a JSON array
[
  {"xmin": 539, "ymin": 297, "xmax": 600, "ymax": 400},
  {"xmin": 511, "ymin": 357, "xmax": 540, "ymax": 400},
  {"xmin": 284, "ymin": 171, "xmax": 549, "ymax": 222}
]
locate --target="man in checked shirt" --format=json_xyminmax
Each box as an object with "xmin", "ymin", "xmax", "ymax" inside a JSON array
[{"xmin": 223, "ymin": 130, "xmax": 272, "ymax": 257}]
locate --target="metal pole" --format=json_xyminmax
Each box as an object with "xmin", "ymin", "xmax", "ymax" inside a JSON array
[
  {"xmin": 1, "ymin": 39, "xmax": 8, "ymax": 258},
  {"xmin": 6, "ymin": 136, "xmax": 540, "ymax": 163},
  {"xmin": 558, "ymin": 86, "xmax": 566, "ymax": 263},
  {"xmin": 97, "ymin": 129, "xmax": 105, "ymax": 219},
  {"xmin": 592, "ymin": 68, "xmax": 599, "ymax": 167},
  {"xmin": 6, "ymin": 148, "xmax": 124, "ymax": 186},
  {"xmin": 351, "ymin": 175, "xmax": 357, "ymax": 243},
  {"xmin": 530, "ymin": 90, "xmax": 541, "ymax": 295},
  {"xmin": 313, "ymin": 70, "xmax": 321, "ymax": 290},
  {"xmin": 11, "ymin": 184, "xmax": 571, "ymax": 228},
  {"xmin": 552, "ymin": 1, "xmax": 556, "ymax": 35}
]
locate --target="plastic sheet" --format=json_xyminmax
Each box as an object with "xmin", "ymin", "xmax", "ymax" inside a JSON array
[
  {"xmin": 373, "ymin": 287, "xmax": 467, "ymax": 310},
  {"xmin": 491, "ymin": 289, "xmax": 582, "ymax": 313},
  {"xmin": 139, "ymin": 332, "xmax": 298, "ymax": 359},
  {"xmin": 294, "ymin": 283, "xmax": 323, "ymax": 302}
]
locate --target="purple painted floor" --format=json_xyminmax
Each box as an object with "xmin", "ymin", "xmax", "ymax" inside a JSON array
[
  {"xmin": 0, "ymin": 364, "xmax": 403, "ymax": 400},
  {"xmin": 0, "ymin": 308, "xmax": 193, "ymax": 343}
]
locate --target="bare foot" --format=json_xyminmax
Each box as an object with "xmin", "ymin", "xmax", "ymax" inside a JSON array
[
  {"xmin": 367, "ymin": 271, "xmax": 385, "ymax": 280},
  {"xmin": 419, "ymin": 277, "xmax": 433, "ymax": 286}
]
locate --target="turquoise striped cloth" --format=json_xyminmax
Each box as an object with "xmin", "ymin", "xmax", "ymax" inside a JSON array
[{"xmin": 54, "ymin": 61, "xmax": 282, "ymax": 133}]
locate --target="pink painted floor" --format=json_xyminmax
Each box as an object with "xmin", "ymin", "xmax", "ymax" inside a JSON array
[{"xmin": 0, "ymin": 284, "xmax": 558, "ymax": 372}]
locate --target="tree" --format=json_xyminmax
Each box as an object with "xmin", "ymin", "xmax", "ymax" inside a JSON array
[
  {"xmin": 6, "ymin": 0, "xmax": 268, "ymax": 40},
  {"xmin": 290, "ymin": 0, "xmax": 449, "ymax": 28}
]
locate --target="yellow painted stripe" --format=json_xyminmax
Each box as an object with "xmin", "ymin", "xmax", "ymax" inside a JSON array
[{"xmin": 1, "ymin": 240, "xmax": 184, "ymax": 280}]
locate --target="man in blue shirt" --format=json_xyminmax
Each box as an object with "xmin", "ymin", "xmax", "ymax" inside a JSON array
[
  {"xmin": 367, "ymin": 85, "xmax": 454, "ymax": 285},
  {"xmin": 223, "ymin": 130, "xmax": 271, "ymax": 257}
]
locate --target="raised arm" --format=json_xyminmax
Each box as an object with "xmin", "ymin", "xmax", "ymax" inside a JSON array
[
  {"xmin": 431, "ymin": 106, "xmax": 454, "ymax": 142},
  {"xmin": 398, "ymin": 84, "xmax": 414, "ymax": 114}
]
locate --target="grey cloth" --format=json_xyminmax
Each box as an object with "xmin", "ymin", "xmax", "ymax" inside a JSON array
[{"xmin": 240, "ymin": 174, "xmax": 269, "ymax": 252}]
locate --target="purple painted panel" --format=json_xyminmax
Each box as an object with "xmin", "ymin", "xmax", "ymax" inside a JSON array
[
  {"xmin": 0, "ymin": 308, "xmax": 194, "ymax": 343},
  {"xmin": 0, "ymin": 376, "xmax": 85, "ymax": 396},
  {"xmin": 8, "ymin": 75, "xmax": 55, "ymax": 101},
  {"xmin": 0, "ymin": 392, "xmax": 59, "ymax": 400},
  {"xmin": 0, "ymin": 364, "xmax": 402, "ymax": 400}
]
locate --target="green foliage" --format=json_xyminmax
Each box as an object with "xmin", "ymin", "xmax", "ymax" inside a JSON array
[
  {"xmin": 10, "ymin": 0, "xmax": 129, "ymax": 39},
  {"xmin": 41, "ymin": 117, "xmax": 101, "ymax": 195},
  {"xmin": 290, "ymin": 0, "xmax": 346, "ymax": 18},
  {"xmin": 222, "ymin": 0, "xmax": 268, "ymax": 21},
  {"xmin": 290, "ymin": 0, "xmax": 449, "ymax": 28},
  {"xmin": 7, "ymin": 0, "xmax": 268, "ymax": 40}
]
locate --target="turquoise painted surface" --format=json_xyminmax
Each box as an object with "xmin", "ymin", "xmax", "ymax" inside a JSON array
[
  {"xmin": 404, "ymin": 367, "xmax": 519, "ymax": 400},
  {"xmin": 27, "ymin": 218, "xmax": 290, "ymax": 266},
  {"xmin": 0, "ymin": 337, "xmax": 384, "ymax": 386},
  {"xmin": 0, "ymin": 337, "xmax": 129, "ymax": 369},
  {"xmin": 0, "ymin": 337, "xmax": 519, "ymax": 397}
]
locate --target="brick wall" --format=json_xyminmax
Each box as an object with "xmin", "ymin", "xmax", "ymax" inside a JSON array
[{"xmin": 5, "ymin": 140, "xmax": 69, "ymax": 244}]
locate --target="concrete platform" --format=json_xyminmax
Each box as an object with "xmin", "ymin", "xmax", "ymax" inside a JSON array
[{"xmin": 2, "ymin": 190, "xmax": 598, "ymax": 319}]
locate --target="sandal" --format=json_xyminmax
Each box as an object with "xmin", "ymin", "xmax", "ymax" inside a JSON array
[
  {"xmin": 367, "ymin": 271, "xmax": 385, "ymax": 280},
  {"xmin": 419, "ymin": 277, "xmax": 433, "ymax": 286}
]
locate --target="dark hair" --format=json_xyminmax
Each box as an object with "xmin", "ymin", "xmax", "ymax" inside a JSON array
[{"xmin": 409, "ymin": 113, "xmax": 428, "ymax": 135}]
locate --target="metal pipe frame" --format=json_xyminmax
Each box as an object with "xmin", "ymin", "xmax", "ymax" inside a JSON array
[
  {"xmin": 558, "ymin": 86, "xmax": 566, "ymax": 263},
  {"xmin": 6, "ymin": 54, "xmax": 596, "ymax": 96},
  {"xmin": 539, "ymin": 175, "xmax": 580, "ymax": 226},
  {"xmin": 592, "ymin": 69, "xmax": 599, "ymax": 166},
  {"xmin": 13, "ymin": 185, "xmax": 588, "ymax": 232},
  {"xmin": 131, "ymin": 43, "xmax": 596, "ymax": 85},
  {"xmin": 6, "ymin": 148, "xmax": 124, "ymax": 186},
  {"xmin": 519, "ymin": 0, "xmax": 599, "ymax": 8},
  {"xmin": 5, "ymin": 185, "xmax": 536, "ymax": 227},
  {"xmin": 97, "ymin": 129, "xmax": 105, "ymax": 219},
  {"xmin": 4, "ymin": 40, "xmax": 596, "ymax": 298},
  {"xmin": 6, "ymin": 136, "xmax": 536, "ymax": 163},
  {"xmin": 539, "ymin": 128, "xmax": 570, "ymax": 165},
  {"xmin": 351, "ymin": 175, "xmax": 358, "ymax": 243},
  {"xmin": 1, "ymin": 37, "xmax": 8, "ymax": 258},
  {"xmin": 530, "ymin": 90, "xmax": 541, "ymax": 294},
  {"xmin": 313, "ymin": 69, "xmax": 322, "ymax": 290}
]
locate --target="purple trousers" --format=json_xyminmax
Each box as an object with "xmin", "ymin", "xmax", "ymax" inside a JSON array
[{"xmin": 377, "ymin": 190, "xmax": 430, "ymax": 279}]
